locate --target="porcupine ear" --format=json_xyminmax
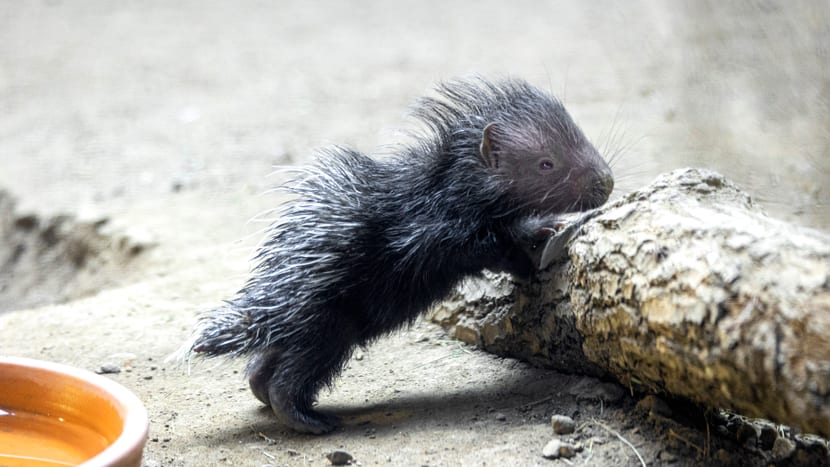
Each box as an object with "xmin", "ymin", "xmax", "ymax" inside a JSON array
[{"xmin": 479, "ymin": 123, "xmax": 501, "ymax": 170}]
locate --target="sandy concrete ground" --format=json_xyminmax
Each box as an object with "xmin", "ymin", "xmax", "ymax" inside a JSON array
[{"xmin": 1, "ymin": 1, "xmax": 829, "ymax": 465}]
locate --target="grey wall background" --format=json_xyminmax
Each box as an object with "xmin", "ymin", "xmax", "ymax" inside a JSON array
[{"xmin": 1, "ymin": 0, "xmax": 828, "ymax": 229}]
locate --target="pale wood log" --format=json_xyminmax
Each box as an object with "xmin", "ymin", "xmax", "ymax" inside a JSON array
[{"xmin": 430, "ymin": 168, "xmax": 830, "ymax": 438}]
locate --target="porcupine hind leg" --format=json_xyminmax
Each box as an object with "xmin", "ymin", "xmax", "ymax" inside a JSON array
[{"xmin": 247, "ymin": 324, "xmax": 356, "ymax": 434}]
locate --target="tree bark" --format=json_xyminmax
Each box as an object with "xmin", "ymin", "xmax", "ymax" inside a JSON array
[{"xmin": 430, "ymin": 168, "xmax": 830, "ymax": 438}]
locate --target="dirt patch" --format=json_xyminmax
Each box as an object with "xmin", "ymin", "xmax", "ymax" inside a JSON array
[{"xmin": 0, "ymin": 190, "xmax": 151, "ymax": 312}]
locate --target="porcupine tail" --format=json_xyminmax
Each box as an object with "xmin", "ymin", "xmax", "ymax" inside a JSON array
[
  {"xmin": 194, "ymin": 303, "xmax": 259, "ymax": 355},
  {"xmin": 170, "ymin": 301, "xmax": 261, "ymax": 365}
]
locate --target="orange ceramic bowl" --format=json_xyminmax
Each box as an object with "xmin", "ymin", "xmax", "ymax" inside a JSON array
[{"xmin": 0, "ymin": 356, "xmax": 149, "ymax": 467}]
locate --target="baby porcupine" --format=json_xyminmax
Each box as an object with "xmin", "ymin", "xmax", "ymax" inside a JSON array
[{"xmin": 185, "ymin": 77, "xmax": 614, "ymax": 434}]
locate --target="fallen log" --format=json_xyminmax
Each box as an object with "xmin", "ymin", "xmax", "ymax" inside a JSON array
[{"xmin": 430, "ymin": 168, "xmax": 830, "ymax": 438}]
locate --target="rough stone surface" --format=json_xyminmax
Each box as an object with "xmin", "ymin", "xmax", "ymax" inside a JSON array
[
  {"xmin": 325, "ymin": 450, "xmax": 353, "ymax": 466},
  {"xmin": 542, "ymin": 438, "xmax": 577, "ymax": 459}
]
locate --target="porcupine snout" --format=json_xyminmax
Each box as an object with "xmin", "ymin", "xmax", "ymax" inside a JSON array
[{"xmin": 572, "ymin": 149, "xmax": 614, "ymax": 211}]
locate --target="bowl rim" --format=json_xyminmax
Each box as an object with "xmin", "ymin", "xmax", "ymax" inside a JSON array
[{"xmin": 0, "ymin": 356, "xmax": 149, "ymax": 467}]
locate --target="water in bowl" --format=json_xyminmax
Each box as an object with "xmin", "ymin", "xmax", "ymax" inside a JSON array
[{"xmin": 0, "ymin": 406, "xmax": 108, "ymax": 467}]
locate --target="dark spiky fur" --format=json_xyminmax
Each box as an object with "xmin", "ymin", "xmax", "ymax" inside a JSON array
[{"xmin": 185, "ymin": 77, "xmax": 613, "ymax": 433}]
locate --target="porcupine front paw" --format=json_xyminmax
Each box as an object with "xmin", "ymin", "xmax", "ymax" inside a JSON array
[
  {"xmin": 498, "ymin": 215, "xmax": 563, "ymax": 278},
  {"xmin": 508, "ymin": 211, "xmax": 602, "ymax": 273}
]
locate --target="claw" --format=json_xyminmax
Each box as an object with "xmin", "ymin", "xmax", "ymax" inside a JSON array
[{"xmin": 536, "ymin": 208, "xmax": 602, "ymax": 270}]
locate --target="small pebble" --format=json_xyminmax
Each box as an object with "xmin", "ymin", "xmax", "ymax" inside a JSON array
[
  {"xmin": 326, "ymin": 450, "xmax": 353, "ymax": 466},
  {"xmin": 14, "ymin": 214, "xmax": 38, "ymax": 230},
  {"xmin": 541, "ymin": 438, "xmax": 578, "ymax": 459},
  {"xmin": 550, "ymin": 415, "xmax": 575, "ymax": 434},
  {"xmin": 542, "ymin": 439, "xmax": 562, "ymax": 459},
  {"xmin": 171, "ymin": 179, "xmax": 184, "ymax": 192},
  {"xmin": 96, "ymin": 363, "xmax": 121, "ymax": 374},
  {"xmin": 494, "ymin": 412, "xmax": 507, "ymax": 422}
]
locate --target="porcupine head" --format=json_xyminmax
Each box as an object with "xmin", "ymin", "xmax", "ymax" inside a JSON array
[{"xmin": 475, "ymin": 101, "xmax": 614, "ymax": 217}]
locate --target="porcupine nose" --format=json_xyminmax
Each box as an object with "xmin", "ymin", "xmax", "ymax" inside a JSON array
[
  {"xmin": 576, "ymin": 166, "xmax": 614, "ymax": 209},
  {"xmin": 598, "ymin": 167, "xmax": 614, "ymax": 199}
]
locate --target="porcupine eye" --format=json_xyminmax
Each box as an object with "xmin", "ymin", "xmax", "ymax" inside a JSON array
[{"xmin": 538, "ymin": 158, "xmax": 555, "ymax": 172}]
